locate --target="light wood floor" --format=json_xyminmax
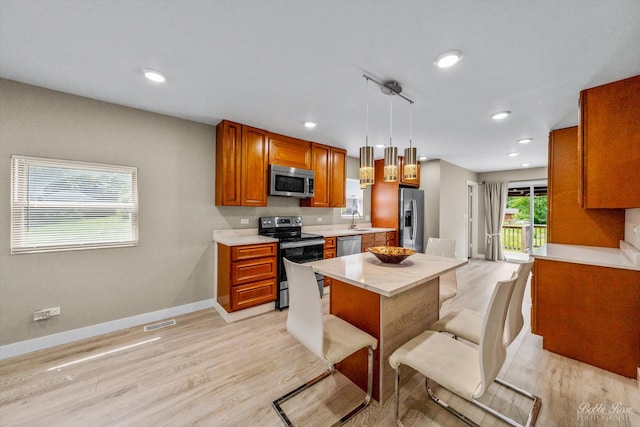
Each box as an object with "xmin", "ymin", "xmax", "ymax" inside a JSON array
[{"xmin": 1, "ymin": 259, "xmax": 639, "ymax": 426}]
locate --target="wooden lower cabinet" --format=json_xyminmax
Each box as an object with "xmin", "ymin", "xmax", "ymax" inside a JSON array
[
  {"xmin": 531, "ymin": 258, "xmax": 640, "ymax": 378},
  {"xmin": 361, "ymin": 232, "xmax": 396, "ymax": 252},
  {"xmin": 323, "ymin": 237, "xmax": 337, "ymax": 287},
  {"xmin": 217, "ymin": 242, "xmax": 277, "ymax": 312}
]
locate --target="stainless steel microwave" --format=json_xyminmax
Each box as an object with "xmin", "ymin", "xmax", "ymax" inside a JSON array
[{"xmin": 269, "ymin": 165, "xmax": 315, "ymax": 198}]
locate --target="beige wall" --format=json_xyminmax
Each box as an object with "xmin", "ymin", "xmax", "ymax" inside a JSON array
[
  {"xmin": 0, "ymin": 79, "xmax": 363, "ymax": 347},
  {"xmin": 421, "ymin": 159, "xmax": 479, "ymax": 260}
]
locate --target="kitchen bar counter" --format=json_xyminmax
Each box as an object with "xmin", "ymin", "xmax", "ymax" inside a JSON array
[
  {"xmin": 308, "ymin": 253, "xmax": 468, "ymax": 403},
  {"xmin": 308, "ymin": 252, "xmax": 466, "ymax": 296},
  {"xmin": 532, "ymin": 241, "xmax": 639, "ymax": 270}
]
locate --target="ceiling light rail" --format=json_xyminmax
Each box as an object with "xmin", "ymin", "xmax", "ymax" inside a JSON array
[
  {"xmin": 362, "ymin": 74, "xmax": 414, "ymax": 104},
  {"xmin": 361, "ymin": 74, "xmax": 417, "ymax": 183}
]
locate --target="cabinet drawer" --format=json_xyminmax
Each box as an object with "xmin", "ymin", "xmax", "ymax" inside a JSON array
[
  {"xmin": 231, "ymin": 243, "xmax": 277, "ymax": 261},
  {"xmin": 324, "ymin": 236, "xmax": 336, "ymax": 249},
  {"xmin": 230, "ymin": 278, "xmax": 277, "ymax": 311},
  {"xmin": 386, "ymin": 231, "xmax": 396, "ymax": 246},
  {"xmin": 231, "ymin": 257, "xmax": 277, "ymax": 285},
  {"xmin": 374, "ymin": 232, "xmax": 387, "ymax": 245},
  {"xmin": 324, "ymin": 248, "xmax": 336, "ymax": 259}
]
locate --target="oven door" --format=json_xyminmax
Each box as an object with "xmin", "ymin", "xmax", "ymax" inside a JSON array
[{"xmin": 277, "ymin": 239, "xmax": 325, "ymax": 309}]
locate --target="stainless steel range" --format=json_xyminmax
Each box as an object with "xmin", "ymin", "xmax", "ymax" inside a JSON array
[{"xmin": 258, "ymin": 216, "xmax": 325, "ymax": 310}]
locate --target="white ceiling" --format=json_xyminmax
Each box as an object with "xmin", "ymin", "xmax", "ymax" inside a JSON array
[{"xmin": 1, "ymin": 0, "xmax": 639, "ymax": 172}]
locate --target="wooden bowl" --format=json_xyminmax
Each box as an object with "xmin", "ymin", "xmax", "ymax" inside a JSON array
[{"xmin": 367, "ymin": 246, "xmax": 416, "ymax": 264}]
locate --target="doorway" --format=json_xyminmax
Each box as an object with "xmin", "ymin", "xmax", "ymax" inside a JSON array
[
  {"xmin": 504, "ymin": 180, "xmax": 547, "ymax": 258},
  {"xmin": 465, "ymin": 181, "xmax": 479, "ymax": 258}
]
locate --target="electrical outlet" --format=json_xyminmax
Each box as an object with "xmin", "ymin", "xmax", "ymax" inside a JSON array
[
  {"xmin": 33, "ymin": 306, "xmax": 61, "ymax": 321},
  {"xmin": 240, "ymin": 218, "xmax": 249, "ymax": 225},
  {"xmin": 317, "ymin": 217, "xmax": 323, "ymax": 222},
  {"xmin": 634, "ymin": 225, "xmax": 637, "ymax": 235}
]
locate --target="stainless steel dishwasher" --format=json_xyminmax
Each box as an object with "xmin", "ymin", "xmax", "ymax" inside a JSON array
[{"xmin": 337, "ymin": 235, "xmax": 362, "ymax": 256}]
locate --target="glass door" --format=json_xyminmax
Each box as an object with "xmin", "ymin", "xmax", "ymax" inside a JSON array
[{"xmin": 505, "ymin": 180, "xmax": 547, "ymax": 255}]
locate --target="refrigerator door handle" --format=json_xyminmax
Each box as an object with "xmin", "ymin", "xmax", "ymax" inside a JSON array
[{"xmin": 411, "ymin": 199, "xmax": 418, "ymax": 243}]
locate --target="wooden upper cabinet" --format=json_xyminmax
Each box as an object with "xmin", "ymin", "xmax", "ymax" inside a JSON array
[
  {"xmin": 268, "ymin": 134, "xmax": 311, "ymax": 169},
  {"xmin": 578, "ymin": 75, "xmax": 640, "ymax": 208},
  {"xmin": 300, "ymin": 143, "xmax": 346, "ymax": 208},
  {"xmin": 398, "ymin": 156, "xmax": 421, "ymax": 187},
  {"xmin": 215, "ymin": 120, "xmax": 268, "ymax": 207},
  {"xmin": 241, "ymin": 126, "xmax": 269, "ymax": 206},
  {"xmin": 548, "ymin": 127, "xmax": 624, "ymax": 247},
  {"xmin": 215, "ymin": 120, "xmax": 242, "ymax": 206},
  {"xmin": 330, "ymin": 147, "xmax": 346, "ymax": 207}
]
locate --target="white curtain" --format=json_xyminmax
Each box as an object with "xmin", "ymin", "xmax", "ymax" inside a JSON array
[{"xmin": 484, "ymin": 181, "xmax": 508, "ymax": 261}]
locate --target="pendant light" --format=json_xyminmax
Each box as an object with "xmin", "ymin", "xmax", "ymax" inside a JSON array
[
  {"xmin": 403, "ymin": 102, "xmax": 417, "ymax": 180},
  {"xmin": 359, "ymin": 78, "xmax": 374, "ymax": 186},
  {"xmin": 383, "ymin": 96, "xmax": 398, "ymax": 182}
]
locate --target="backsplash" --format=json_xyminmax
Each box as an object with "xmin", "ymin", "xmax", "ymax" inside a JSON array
[{"xmin": 626, "ymin": 209, "xmax": 640, "ymax": 250}]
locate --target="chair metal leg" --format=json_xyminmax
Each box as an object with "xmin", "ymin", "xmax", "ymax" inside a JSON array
[
  {"xmin": 424, "ymin": 376, "xmax": 541, "ymax": 427},
  {"xmin": 494, "ymin": 377, "xmax": 542, "ymax": 427},
  {"xmin": 272, "ymin": 346, "xmax": 375, "ymax": 427},
  {"xmin": 394, "ymin": 368, "xmax": 404, "ymax": 427},
  {"xmin": 425, "ymin": 378, "xmax": 481, "ymax": 427},
  {"xmin": 272, "ymin": 367, "xmax": 335, "ymax": 426}
]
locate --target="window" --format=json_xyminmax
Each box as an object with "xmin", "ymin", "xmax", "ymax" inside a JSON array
[
  {"xmin": 341, "ymin": 178, "xmax": 363, "ymax": 218},
  {"xmin": 11, "ymin": 155, "xmax": 138, "ymax": 254}
]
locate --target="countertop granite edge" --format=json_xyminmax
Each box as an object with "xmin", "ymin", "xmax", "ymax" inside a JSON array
[{"xmin": 531, "ymin": 241, "xmax": 640, "ymax": 271}]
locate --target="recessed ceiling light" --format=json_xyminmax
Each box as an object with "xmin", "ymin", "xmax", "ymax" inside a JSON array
[
  {"xmin": 491, "ymin": 111, "xmax": 511, "ymax": 120},
  {"xmin": 375, "ymin": 144, "xmax": 385, "ymax": 149},
  {"xmin": 304, "ymin": 121, "xmax": 317, "ymax": 129},
  {"xmin": 508, "ymin": 152, "xmax": 520, "ymax": 157},
  {"xmin": 521, "ymin": 163, "xmax": 530, "ymax": 167},
  {"xmin": 143, "ymin": 68, "xmax": 165, "ymax": 83},
  {"xmin": 418, "ymin": 156, "xmax": 428, "ymax": 161},
  {"xmin": 434, "ymin": 50, "xmax": 463, "ymax": 68},
  {"xmin": 518, "ymin": 138, "xmax": 533, "ymax": 144}
]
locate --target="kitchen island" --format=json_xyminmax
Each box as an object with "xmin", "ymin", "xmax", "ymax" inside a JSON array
[{"xmin": 307, "ymin": 252, "xmax": 467, "ymax": 403}]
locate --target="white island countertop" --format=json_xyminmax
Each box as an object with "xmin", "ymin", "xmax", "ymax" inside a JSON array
[
  {"xmin": 308, "ymin": 252, "xmax": 467, "ymax": 297},
  {"xmin": 532, "ymin": 241, "xmax": 640, "ymax": 271}
]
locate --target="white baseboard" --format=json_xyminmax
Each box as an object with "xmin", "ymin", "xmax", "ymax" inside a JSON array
[
  {"xmin": 213, "ymin": 300, "xmax": 275, "ymax": 323},
  {"xmin": 0, "ymin": 299, "xmax": 215, "ymax": 360}
]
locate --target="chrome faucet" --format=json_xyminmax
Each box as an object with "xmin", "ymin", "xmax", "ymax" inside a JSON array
[{"xmin": 350, "ymin": 209, "xmax": 361, "ymax": 229}]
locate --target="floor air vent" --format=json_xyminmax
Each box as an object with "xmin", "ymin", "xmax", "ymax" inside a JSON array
[{"xmin": 144, "ymin": 319, "xmax": 176, "ymax": 332}]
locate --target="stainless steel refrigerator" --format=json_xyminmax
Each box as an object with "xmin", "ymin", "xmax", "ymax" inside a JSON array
[{"xmin": 399, "ymin": 188, "xmax": 424, "ymax": 252}]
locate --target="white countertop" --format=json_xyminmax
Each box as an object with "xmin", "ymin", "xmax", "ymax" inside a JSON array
[
  {"xmin": 213, "ymin": 224, "xmax": 395, "ymax": 246},
  {"xmin": 307, "ymin": 227, "xmax": 396, "ymax": 238},
  {"xmin": 532, "ymin": 241, "xmax": 640, "ymax": 271},
  {"xmin": 307, "ymin": 252, "xmax": 468, "ymax": 297},
  {"xmin": 212, "ymin": 229, "xmax": 278, "ymax": 246}
]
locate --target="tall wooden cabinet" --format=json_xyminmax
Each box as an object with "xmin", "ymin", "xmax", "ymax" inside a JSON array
[
  {"xmin": 300, "ymin": 143, "xmax": 346, "ymax": 208},
  {"xmin": 215, "ymin": 120, "xmax": 269, "ymax": 207},
  {"xmin": 547, "ymin": 127, "xmax": 625, "ymax": 247},
  {"xmin": 578, "ymin": 75, "xmax": 640, "ymax": 208}
]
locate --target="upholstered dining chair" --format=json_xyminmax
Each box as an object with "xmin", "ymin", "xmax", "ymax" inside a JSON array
[
  {"xmin": 389, "ymin": 275, "xmax": 520, "ymax": 427},
  {"xmin": 428, "ymin": 259, "xmax": 541, "ymax": 426},
  {"xmin": 424, "ymin": 237, "xmax": 458, "ymax": 309},
  {"xmin": 431, "ymin": 259, "xmax": 534, "ymax": 346},
  {"xmin": 272, "ymin": 258, "xmax": 378, "ymax": 427}
]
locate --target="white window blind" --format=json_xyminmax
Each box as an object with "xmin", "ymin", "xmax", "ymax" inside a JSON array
[{"xmin": 11, "ymin": 155, "xmax": 138, "ymax": 254}]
